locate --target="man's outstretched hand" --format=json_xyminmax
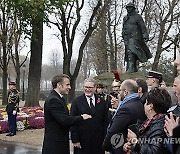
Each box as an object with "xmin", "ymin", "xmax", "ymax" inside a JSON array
[{"xmin": 81, "ymin": 114, "xmax": 92, "ymax": 120}]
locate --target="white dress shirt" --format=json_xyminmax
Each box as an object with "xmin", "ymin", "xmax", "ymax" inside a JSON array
[
  {"xmin": 54, "ymin": 89, "xmax": 63, "ymax": 98},
  {"xmin": 86, "ymin": 95, "xmax": 95, "ymax": 107}
]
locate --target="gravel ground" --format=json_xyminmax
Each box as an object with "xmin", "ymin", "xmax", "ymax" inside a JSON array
[
  {"xmin": 0, "ymin": 129, "xmax": 77, "ymax": 152},
  {"xmin": 0, "ymin": 101, "xmax": 44, "ymax": 147},
  {"xmin": 0, "ymin": 128, "xmax": 44, "ymax": 147},
  {"xmin": 0, "ymin": 129, "xmax": 109, "ymax": 154},
  {"xmin": 0, "ymin": 101, "xmax": 109, "ymax": 153}
]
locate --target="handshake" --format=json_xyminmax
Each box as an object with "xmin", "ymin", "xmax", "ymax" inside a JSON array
[{"xmin": 81, "ymin": 114, "xmax": 92, "ymax": 120}]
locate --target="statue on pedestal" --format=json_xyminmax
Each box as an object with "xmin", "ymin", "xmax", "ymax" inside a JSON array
[{"xmin": 122, "ymin": 2, "xmax": 152, "ymax": 73}]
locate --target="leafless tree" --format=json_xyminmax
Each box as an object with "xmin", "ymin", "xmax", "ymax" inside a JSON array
[
  {"xmin": 49, "ymin": 0, "xmax": 112, "ymax": 102},
  {"xmin": 137, "ymin": 0, "xmax": 180, "ymax": 71},
  {"xmin": 87, "ymin": 0, "xmax": 125, "ymax": 74},
  {"xmin": 107, "ymin": 0, "xmax": 124, "ymax": 72},
  {"xmin": 10, "ymin": 16, "xmax": 30, "ymax": 91},
  {"xmin": 81, "ymin": 44, "xmax": 94, "ymax": 79},
  {"xmin": 49, "ymin": 49, "xmax": 63, "ymax": 75},
  {"xmin": 41, "ymin": 64, "xmax": 53, "ymax": 90},
  {"xmin": 0, "ymin": 0, "xmax": 15, "ymax": 105}
]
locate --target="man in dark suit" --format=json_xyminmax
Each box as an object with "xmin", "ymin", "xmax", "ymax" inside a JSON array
[
  {"xmin": 42, "ymin": 74, "xmax": 91, "ymax": 154},
  {"xmin": 103, "ymin": 79, "xmax": 146, "ymax": 154},
  {"xmin": 70, "ymin": 78, "xmax": 109, "ymax": 154}
]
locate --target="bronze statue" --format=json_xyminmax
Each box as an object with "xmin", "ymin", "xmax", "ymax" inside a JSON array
[{"xmin": 122, "ymin": 2, "xmax": 152, "ymax": 73}]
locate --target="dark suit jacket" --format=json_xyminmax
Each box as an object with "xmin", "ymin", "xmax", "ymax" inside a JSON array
[
  {"xmin": 103, "ymin": 97, "xmax": 146, "ymax": 154},
  {"xmin": 70, "ymin": 94, "xmax": 109, "ymax": 154},
  {"xmin": 42, "ymin": 90, "xmax": 83, "ymax": 154}
]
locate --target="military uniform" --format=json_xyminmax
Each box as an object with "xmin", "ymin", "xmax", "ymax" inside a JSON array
[
  {"xmin": 96, "ymin": 84, "xmax": 111, "ymax": 108},
  {"xmin": 6, "ymin": 82, "xmax": 20, "ymax": 136}
]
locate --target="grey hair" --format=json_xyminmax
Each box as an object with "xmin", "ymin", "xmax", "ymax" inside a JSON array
[
  {"xmin": 165, "ymin": 87, "xmax": 178, "ymax": 106},
  {"xmin": 122, "ymin": 79, "xmax": 138, "ymax": 93},
  {"xmin": 84, "ymin": 78, "xmax": 97, "ymax": 86}
]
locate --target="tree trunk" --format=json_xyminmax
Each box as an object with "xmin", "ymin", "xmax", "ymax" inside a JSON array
[
  {"xmin": 16, "ymin": 67, "xmax": 20, "ymax": 91},
  {"xmin": 15, "ymin": 45, "xmax": 20, "ymax": 91},
  {"xmin": 2, "ymin": 37, "xmax": 8, "ymax": 105},
  {"xmin": 173, "ymin": 44, "xmax": 177, "ymax": 77},
  {"xmin": 1, "ymin": 9, "xmax": 8, "ymax": 105},
  {"xmin": 107, "ymin": 8, "xmax": 117, "ymax": 72},
  {"xmin": 2, "ymin": 63, "xmax": 8, "ymax": 105},
  {"xmin": 55, "ymin": 0, "xmax": 107, "ymax": 103},
  {"xmin": 152, "ymin": 29, "xmax": 164, "ymax": 71},
  {"xmin": 152, "ymin": 48, "xmax": 162, "ymax": 71},
  {"xmin": 68, "ymin": 77, "xmax": 76, "ymax": 104},
  {"xmin": 25, "ymin": 18, "xmax": 43, "ymax": 107}
]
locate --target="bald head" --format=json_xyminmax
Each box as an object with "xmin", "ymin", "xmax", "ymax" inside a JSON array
[
  {"xmin": 121, "ymin": 79, "xmax": 138, "ymax": 94},
  {"xmin": 173, "ymin": 75, "xmax": 180, "ymax": 88}
]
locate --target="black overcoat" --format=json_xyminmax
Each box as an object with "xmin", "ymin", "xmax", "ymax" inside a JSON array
[
  {"xmin": 70, "ymin": 94, "xmax": 109, "ymax": 154},
  {"xmin": 103, "ymin": 97, "xmax": 146, "ymax": 154},
  {"xmin": 42, "ymin": 90, "xmax": 83, "ymax": 154}
]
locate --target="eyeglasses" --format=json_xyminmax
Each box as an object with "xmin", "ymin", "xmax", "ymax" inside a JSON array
[{"xmin": 84, "ymin": 86, "xmax": 95, "ymax": 89}]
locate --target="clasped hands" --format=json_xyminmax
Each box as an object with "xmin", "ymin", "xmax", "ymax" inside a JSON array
[
  {"xmin": 81, "ymin": 114, "xmax": 92, "ymax": 120},
  {"xmin": 73, "ymin": 142, "xmax": 81, "ymax": 149},
  {"xmin": 123, "ymin": 129, "xmax": 137, "ymax": 153},
  {"xmin": 164, "ymin": 112, "xmax": 179, "ymax": 137},
  {"xmin": 110, "ymin": 95, "xmax": 119, "ymax": 109}
]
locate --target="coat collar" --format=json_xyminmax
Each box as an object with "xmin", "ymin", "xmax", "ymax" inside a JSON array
[
  {"xmin": 51, "ymin": 90, "xmax": 66, "ymax": 102},
  {"xmin": 82, "ymin": 94, "xmax": 101, "ymax": 115},
  {"xmin": 51, "ymin": 90, "xmax": 61, "ymax": 98}
]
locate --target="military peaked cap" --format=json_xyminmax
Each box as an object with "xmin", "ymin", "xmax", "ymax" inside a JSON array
[
  {"xmin": 9, "ymin": 81, "xmax": 16, "ymax": 85},
  {"xmin": 145, "ymin": 71, "xmax": 163, "ymax": 83}
]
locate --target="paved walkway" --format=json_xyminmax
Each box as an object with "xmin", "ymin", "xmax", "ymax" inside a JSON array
[
  {"xmin": 0, "ymin": 140, "xmax": 76, "ymax": 154},
  {"xmin": 0, "ymin": 140, "xmax": 41, "ymax": 154}
]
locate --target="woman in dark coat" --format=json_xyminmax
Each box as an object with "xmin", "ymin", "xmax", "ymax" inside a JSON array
[{"xmin": 123, "ymin": 88, "xmax": 171, "ymax": 154}]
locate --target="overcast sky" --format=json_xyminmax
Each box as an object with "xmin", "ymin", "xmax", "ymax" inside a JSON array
[
  {"xmin": 42, "ymin": 25, "xmax": 62, "ymax": 64},
  {"xmin": 21, "ymin": 24, "xmax": 62, "ymax": 65}
]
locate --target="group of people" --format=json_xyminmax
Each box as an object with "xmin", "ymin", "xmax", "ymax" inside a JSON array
[
  {"xmin": 4, "ymin": 1, "xmax": 179, "ymax": 154},
  {"xmin": 41, "ymin": 59, "xmax": 180, "ymax": 154},
  {"xmin": 5, "ymin": 61, "xmax": 180, "ymax": 154}
]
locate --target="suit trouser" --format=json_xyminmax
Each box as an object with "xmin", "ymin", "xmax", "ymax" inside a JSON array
[{"xmin": 7, "ymin": 112, "xmax": 17, "ymax": 134}]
